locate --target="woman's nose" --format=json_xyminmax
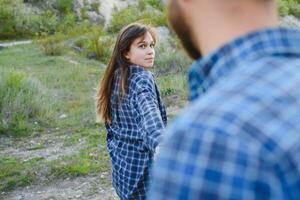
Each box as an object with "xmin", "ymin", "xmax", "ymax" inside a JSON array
[{"xmin": 147, "ymin": 48, "xmax": 154, "ymax": 55}]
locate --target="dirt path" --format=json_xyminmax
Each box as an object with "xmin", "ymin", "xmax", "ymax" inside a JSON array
[
  {"xmin": 0, "ymin": 104, "xmax": 185, "ymax": 200},
  {"xmin": 1, "ymin": 173, "xmax": 118, "ymax": 200},
  {"xmin": 0, "ymin": 131, "xmax": 118, "ymax": 200},
  {"xmin": 0, "ymin": 40, "xmax": 32, "ymax": 49}
]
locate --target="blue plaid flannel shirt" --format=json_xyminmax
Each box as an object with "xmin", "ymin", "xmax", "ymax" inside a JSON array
[
  {"xmin": 148, "ymin": 27, "xmax": 300, "ymax": 200},
  {"xmin": 105, "ymin": 65, "xmax": 167, "ymax": 200}
]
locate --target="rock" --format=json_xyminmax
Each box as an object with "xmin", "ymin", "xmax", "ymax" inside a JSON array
[
  {"xmin": 280, "ymin": 15, "xmax": 300, "ymax": 28},
  {"xmin": 87, "ymin": 52, "xmax": 97, "ymax": 60},
  {"xmin": 156, "ymin": 26, "xmax": 170, "ymax": 45},
  {"xmin": 73, "ymin": 0, "xmax": 108, "ymax": 24},
  {"xmin": 87, "ymin": 11, "xmax": 105, "ymax": 25},
  {"xmin": 59, "ymin": 114, "xmax": 67, "ymax": 119},
  {"xmin": 16, "ymin": 195, "xmax": 24, "ymax": 200}
]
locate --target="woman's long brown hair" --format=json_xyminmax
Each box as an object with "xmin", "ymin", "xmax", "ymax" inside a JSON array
[{"xmin": 96, "ymin": 23, "xmax": 157, "ymax": 123}]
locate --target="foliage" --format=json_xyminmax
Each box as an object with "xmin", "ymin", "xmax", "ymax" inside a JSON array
[
  {"xmin": 277, "ymin": 0, "xmax": 300, "ymax": 17},
  {"xmin": 154, "ymin": 37, "xmax": 192, "ymax": 74},
  {"xmin": 107, "ymin": 4, "xmax": 167, "ymax": 34},
  {"xmin": 0, "ymin": 156, "xmax": 38, "ymax": 191},
  {"xmin": 0, "ymin": 69, "xmax": 51, "ymax": 136},
  {"xmin": 0, "ymin": 0, "xmax": 40, "ymax": 39},
  {"xmin": 54, "ymin": 0, "xmax": 73, "ymax": 14},
  {"xmin": 90, "ymin": 2, "xmax": 100, "ymax": 13},
  {"xmin": 0, "ymin": 0, "xmax": 61, "ymax": 39},
  {"xmin": 37, "ymin": 32, "xmax": 66, "ymax": 56},
  {"xmin": 72, "ymin": 25, "xmax": 114, "ymax": 63}
]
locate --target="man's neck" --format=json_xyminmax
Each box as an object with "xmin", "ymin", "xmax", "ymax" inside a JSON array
[{"xmin": 194, "ymin": 2, "xmax": 279, "ymax": 55}]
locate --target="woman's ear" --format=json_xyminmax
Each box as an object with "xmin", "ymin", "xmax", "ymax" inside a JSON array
[{"xmin": 124, "ymin": 52, "xmax": 131, "ymax": 60}]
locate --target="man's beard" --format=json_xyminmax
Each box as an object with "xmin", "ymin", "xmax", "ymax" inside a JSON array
[{"xmin": 168, "ymin": 0, "xmax": 202, "ymax": 60}]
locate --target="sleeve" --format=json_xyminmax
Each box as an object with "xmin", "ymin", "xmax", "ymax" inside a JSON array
[
  {"xmin": 134, "ymin": 74, "xmax": 166, "ymax": 154},
  {"xmin": 148, "ymin": 120, "xmax": 278, "ymax": 200}
]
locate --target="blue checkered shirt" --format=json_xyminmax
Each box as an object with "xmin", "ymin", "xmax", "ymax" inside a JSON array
[
  {"xmin": 105, "ymin": 65, "xmax": 167, "ymax": 200},
  {"xmin": 148, "ymin": 27, "xmax": 300, "ymax": 200}
]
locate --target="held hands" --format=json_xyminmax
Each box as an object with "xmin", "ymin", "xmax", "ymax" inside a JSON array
[{"xmin": 154, "ymin": 146, "xmax": 160, "ymax": 161}]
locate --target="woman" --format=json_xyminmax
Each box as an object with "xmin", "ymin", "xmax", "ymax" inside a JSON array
[{"xmin": 96, "ymin": 23, "xmax": 167, "ymax": 200}]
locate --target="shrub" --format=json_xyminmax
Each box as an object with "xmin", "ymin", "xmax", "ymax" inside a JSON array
[
  {"xmin": 0, "ymin": 0, "xmax": 16, "ymax": 39},
  {"xmin": 138, "ymin": 0, "xmax": 165, "ymax": 11},
  {"xmin": 35, "ymin": 9, "xmax": 59, "ymax": 36},
  {"xmin": 56, "ymin": 12, "xmax": 77, "ymax": 33},
  {"xmin": 277, "ymin": 0, "xmax": 300, "ymax": 17},
  {"xmin": 154, "ymin": 37, "xmax": 192, "ymax": 74},
  {"xmin": 107, "ymin": 4, "xmax": 167, "ymax": 34},
  {"xmin": 148, "ymin": 0, "xmax": 165, "ymax": 11},
  {"xmin": 0, "ymin": 0, "xmax": 41, "ymax": 39},
  {"xmin": 73, "ymin": 27, "xmax": 114, "ymax": 63},
  {"xmin": 94, "ymin": 35, "xmax": 114, "ymax": 63},
  {"xmin": 0, "ymin": 70, "xmax": 51, "ymax": 136},
  {"xmin": 90, "ymin": 2, "xmax": 100, "ymax": 13},
  {"xmin": 55, "ymin": 0, "xmax": 73, "ymax": 14},
  {"xmin": 37, "ymin": 32, "xmax": 66, "ymax": 56}
]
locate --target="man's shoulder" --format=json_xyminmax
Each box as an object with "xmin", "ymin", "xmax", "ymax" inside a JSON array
[{"xmin": 165, "ymin": 56, "xmax": 300, "ymax": 155}]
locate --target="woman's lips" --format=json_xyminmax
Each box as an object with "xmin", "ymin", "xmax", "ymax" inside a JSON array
[{"xmin": 145, "ymin": 58, "xmax": 154, "ymax": 61}]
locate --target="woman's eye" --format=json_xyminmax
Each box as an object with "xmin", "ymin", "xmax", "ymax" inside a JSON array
[
  {"xmin": 139, "ymin": 44, "xmax": 146, "ymax": 48},
  {"xmin": 150, "ymin": 44, "xmax": 155, "ymax": 48}
]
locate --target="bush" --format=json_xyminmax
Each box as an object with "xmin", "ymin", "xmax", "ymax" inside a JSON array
[
  {"xmin": 138, "ymin": 0, "xmax": 165, "ymax": 12},
  {"xmin": 0, "ymin": 0, "xmax": 16, "ymax": 39},
  {"xmin": 37, "ymin": 32, "xmax": 66, "ymax": 56},
  {"xmin": 73, "ymin": 26, "xmax": 114, "ymax": 63},
  {"xmin": 35, "ymin": 9, "xmax": 59, "ymax": 36},
  {"xmin": 0, "ymin": 0, "xmax": 60, "ymax": 39},
  {"xmin": 55, "ymin": 0, "xmax": 73, "ymax": 14},
  {"xmin": 277, "ymin": 0, "xmax": 300, "ymax": 17},
  {"xmin": 0, "ymin": 0, "xmax": 41, "ymax": 39},
  {"xmin": 0, "ymin": 70, "xmax": 51, "ymax": 136},
  {"xmin": 90, "ymin": 2, "xmax": 100, "ymax": 13},
  {"xmin": 107, "ymin": 4, "xmax": 167, "ymax": 33},
  {"xmin": 154, "ymin": 37, "xmax": 192, "ymax": 74},
  {"xmin": 56, "ymin": 12, "xmax": 77, "ymax": 33}
]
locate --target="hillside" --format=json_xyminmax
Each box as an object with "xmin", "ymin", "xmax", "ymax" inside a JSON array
[{"xmin": 1, "ymin": 0, "xmax": 300, "ymax": 199}]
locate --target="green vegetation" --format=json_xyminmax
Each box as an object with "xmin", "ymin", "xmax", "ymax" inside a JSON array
[
  {"xmin": 0, "ymin": 43, "xmax": 109, "ymax": 192},
  {"xmin": 37, "ymin": 32, "xmax": 66, "ymax": 56},
  {"xmin": 55, "ymin": 0, "xmax": 73, "ymax": 14},
  {"xmin": 0, "ymin": 69, "xmax": 53, "ymax": 136},
  {"xmin": 49, "ymin": 126, "xmax": 109, "ymax": 178},
  {"xmin": 7, "ymin": 0, "xmax": 300, "ymax": 195},
  {"xmin": 155, "ymin": 38, "xmax": 192, "ymax": 74},
  {"xmin": 107, "ymin": 3, "xmax": 167, "ymax": 33},
  {"xmin": 0, "ymin": 156, "xmax": 40, "ymax": 191},
  {"xmin": 0, "ymin": 35, "xmax": 188, "ymax": 191},
  {"xmin": 277, "ymin": 0, "xmax": 300, "ymax": 17}
]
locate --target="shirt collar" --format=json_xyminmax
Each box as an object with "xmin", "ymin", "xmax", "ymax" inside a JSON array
[
  {"xmin": 129, "ymin": 64, "xmax": 147, "ymax": 73},
  {"xmin": 188, "ymin": 27, "xmax": 300, "ymax": 101}
]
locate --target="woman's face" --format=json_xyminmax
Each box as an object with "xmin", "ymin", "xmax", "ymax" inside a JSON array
[{"xmin": 125, "ymin": 31, "xmax": 155, "ymax": 68}]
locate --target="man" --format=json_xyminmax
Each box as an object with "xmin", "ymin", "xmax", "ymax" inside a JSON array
[{"xmin": 148, "ymin": 0, "xmax": 300, "ymax": 199}]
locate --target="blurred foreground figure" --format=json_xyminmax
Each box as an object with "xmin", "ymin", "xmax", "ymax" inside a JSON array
[{"xmin": 148, "ymin": 0, "xmax": 300, "ymax": 199}]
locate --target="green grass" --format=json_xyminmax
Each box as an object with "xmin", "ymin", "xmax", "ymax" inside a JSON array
[
  {"xmin": 0, "ymin": 43, "xmax": 110, "ymax": 191},
  {"xmin": 156, "ymin": 73, "xmax": 188, "ymax": 106},
  {"xmin": 0, "ymin": 43, "xmax": 104, "ymax": 130},
  {"xmin": 0, "ymin": 156, "xmax": 42, "ymax": 191},
  {"xmin": 0, "ymin": 42, "xmax": 188, "ymax": 192}
]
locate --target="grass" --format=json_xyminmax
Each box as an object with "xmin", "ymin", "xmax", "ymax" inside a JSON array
[
  {"xmin": 0, "ymin": 42, "xmax": 188, "ymax": 193},
  {"xmin": 0, "ymin": 156, "xmax": 41, "ymax": 191},
  {"xmin": 156, "ymin": 73, "xmax": 189, "ymax": 107},
  {"xmin": 0, "ymin": 43, "xmax": 109, "ymax": 192}
]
